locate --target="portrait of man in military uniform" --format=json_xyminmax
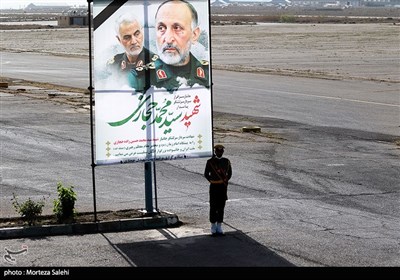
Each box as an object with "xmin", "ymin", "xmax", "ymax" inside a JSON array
[
  {"xmin": 128, "ymin": 0, "xmax": 210, "ymax": 93},
  {"xmin": 106, "ymin": 12, "xmax": 153, "ymax": 88}
]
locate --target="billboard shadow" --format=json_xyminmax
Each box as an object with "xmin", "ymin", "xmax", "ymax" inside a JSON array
[{"xmin": 116, "ymin": 229, "xmax": 295, "ymax": 267}]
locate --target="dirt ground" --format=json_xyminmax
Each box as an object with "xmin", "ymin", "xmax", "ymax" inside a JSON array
[
  {"xmin": 1, "ymin": 23, "xmax": 398, "ymax": 83},
  {"xmin": 0, "ymin": 209, "xmax": 146, "ymax": 228}
]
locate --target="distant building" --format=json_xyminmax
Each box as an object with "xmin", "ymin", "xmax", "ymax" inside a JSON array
[
  {"xmin": 212, "ymin": 0, "xmax": 400, "ymax": 7},
  {"xmin": 361, "ymin": 0, "xmax": 400, "ymax": 6},
  {"xmin": 211, "ymin": 0, "xmax": 231, "ymax": 5},
  {"xmin": 292, "ymin": 0, "xmax": 400, "ymax": 6},
  {"xmin": 58, "ymin": 9, "xmax": 88, "ymax": 27},
  {"xmin": 24, "ymin": 3, "xmax": 70, "ymax": 13},
  {"xmin": 58, "ymin": 15, "xmax": 88, "ymax": 27}
]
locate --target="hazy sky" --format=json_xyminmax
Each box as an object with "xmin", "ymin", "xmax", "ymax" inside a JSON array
[
  {"xmin": 0, "ymin": 0, "xmax": 266, "ymax": 10},
  {"xmin": 0, "ymin": 1, "xmax": 84, "ymax": 9}
]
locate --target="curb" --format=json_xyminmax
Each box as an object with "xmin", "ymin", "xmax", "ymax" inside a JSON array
[{"xmin": 0, "ymin": 212, "xmax": 180, "ymax": 240}]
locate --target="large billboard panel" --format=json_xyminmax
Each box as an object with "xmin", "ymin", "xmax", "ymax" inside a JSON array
[{"xmin": 93, "ymin": 0, "xmax": 213, "ymax": 165}]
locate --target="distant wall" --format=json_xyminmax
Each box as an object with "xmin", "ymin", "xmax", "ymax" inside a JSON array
[{"xmin": 58, "ymin": 16, "xmax": 88, "ymax": 27}]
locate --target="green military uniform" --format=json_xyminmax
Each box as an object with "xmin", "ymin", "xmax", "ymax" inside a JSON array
[
  {"xmin": 128, "ymin": 53, "xmax": 210, "ymax": 93},
  {"xmin": 127, "ymin": 52, "xmax": 157, "ymax": 92},
  {"xmin": 103, "ymin": 48, "xmax": 153, "ymax": 88},
  {"xmin": 106, "ymin": 47, "xmax": 152, "ymax": 75}
]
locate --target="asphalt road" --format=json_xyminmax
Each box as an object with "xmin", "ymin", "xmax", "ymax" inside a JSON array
[
  {"xmin": 1, "ymin": 51, "xmax": 399, "ymax": 135},
  {"xmin": 0, "ymin": 51, "xmax": 399, "ymax": 267}
]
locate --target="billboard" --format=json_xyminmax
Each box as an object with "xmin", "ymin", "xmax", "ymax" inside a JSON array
[{"xmin": 93, "ymin": 0, "xmax": 213, "ymax": 165}]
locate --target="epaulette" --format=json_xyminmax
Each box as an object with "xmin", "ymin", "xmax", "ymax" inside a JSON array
[
  {"xmin": 200, "ymin": 60, "xmax": 209, "ymax": 66},
  {"xmin": 107, "ymin": 57, "xmax": 115, "ymax": 65},
  {"xmin": 146, "ymin": 62, "xmax": 155, "ymax": 69},
  {"xmin": 131, "ymin": 62, "xmax": 154, "ymax": 76},
  {"xmin": 151, "ymin": 54, "xmax": 159, "ymax": 62}
]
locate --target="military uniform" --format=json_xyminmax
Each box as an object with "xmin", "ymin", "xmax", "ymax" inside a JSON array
[
  {"xmin": 107, "ymin": 47, "xmax": 152, "ymax": 74},
  {"xmin": 128, "ymin": 53, "xmax": 210, "ymax": 93},
  {"xmin": 204, "ymin": 144, "xmax": 232, "ymax": 235},
  {"xmin": 105, "ymin": 48, "xmax": 153, "ymax": 87}
]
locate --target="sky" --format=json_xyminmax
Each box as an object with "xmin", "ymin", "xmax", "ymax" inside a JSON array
[
  {"xmin": 1, "ymin": 0, "xmax": 267, "ymax": 10},
  {"xmin": 0, "ymin": 1, "xmax": 85, "ymax": 9}
]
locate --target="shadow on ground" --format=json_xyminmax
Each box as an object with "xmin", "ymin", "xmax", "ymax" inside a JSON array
[{"xmin": 116, "ymin": 229, "xmax": 294, "ymax": 267}]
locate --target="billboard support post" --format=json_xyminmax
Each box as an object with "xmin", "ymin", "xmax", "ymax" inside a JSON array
[
  {"xmin": 88, "ymin": 0, "xmax": 98, "ymax": 222},
  {"xmin": 144, "ymin": 162, "xmax": 154, "ymax": 213},
  {"xmin": 143, "ymin": 1, "xmax": 155, "ymax": 214}
]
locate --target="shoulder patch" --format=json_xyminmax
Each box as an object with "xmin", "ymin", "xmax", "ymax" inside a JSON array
[
  {"xmin": 157, "ymin": 69, "xmax": 167, "ymax": 80},
  {"xmin": 196, "ymin": 67, "xmax": 205, "ymax": 79},
  {"xmin": 121, "ymin": 61, "xmax": 126, "ymax": 70}
]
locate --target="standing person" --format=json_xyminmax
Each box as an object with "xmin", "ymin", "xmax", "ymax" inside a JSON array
[
  {"xmin": 204, "ymin": 144, "xmax": 232, "ymax": 236},
  {"xmin": 107, "ymin": 13, "xmax": 153, "ymax": 89},
  {"xmin": 128, "ymin": 0, "xmax": 210, "ymax": 92}
]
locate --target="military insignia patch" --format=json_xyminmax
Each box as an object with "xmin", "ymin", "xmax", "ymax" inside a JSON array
[
  {"xmin": 121, "ymin": 61, "xmax": 126, "ymax": 70},
  {"xmin": 157, "ymin": 69, "xmax": 167, "ymax": 79},
  {"xmin": 107, "ymin": 57, "xmax": 115, "ymax": 65},
  {"xmin": 152, "ymin": 54, "xmax": 159, "ymax": 61},
  {"xmin": 200, "ymin": 60, "xmax": 209, "ymax": 66},
  {"xmin": 147, "ymin": 62, "xmax": 155, "ymax": 69},
  {"xmin": 197, "ymin": 67, "xmax": 205, "ymax": 79},
  {"xmin": 137, "ymin": 60, "xmax": 143, "ymax": 67}
]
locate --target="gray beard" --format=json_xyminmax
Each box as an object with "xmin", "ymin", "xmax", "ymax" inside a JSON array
[
  {"xmin": 127, "ymin": 47, "xmax": 142, "ymax": 57},
  {"xmin": 159, "ymin": 52, "xmax": 184, "ymax": 65},
  {"xmin": 157, "ymin": 41, "xmax": 191, "ymax": 66}
]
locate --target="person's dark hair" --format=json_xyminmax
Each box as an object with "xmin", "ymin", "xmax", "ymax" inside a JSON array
[{"xmin": 155, "ymin": 0, "xmax": 198, "ymax": 28}]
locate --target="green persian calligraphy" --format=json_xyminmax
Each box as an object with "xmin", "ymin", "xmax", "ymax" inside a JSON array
[{"xmin": 107, "ymin": 94, "xmax": 182, "ymax": 134}]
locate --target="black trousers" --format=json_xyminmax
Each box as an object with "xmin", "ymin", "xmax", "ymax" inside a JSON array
[{"xmin": 209, "ymin": 184, "xmax": 228, "ymax": 223}]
